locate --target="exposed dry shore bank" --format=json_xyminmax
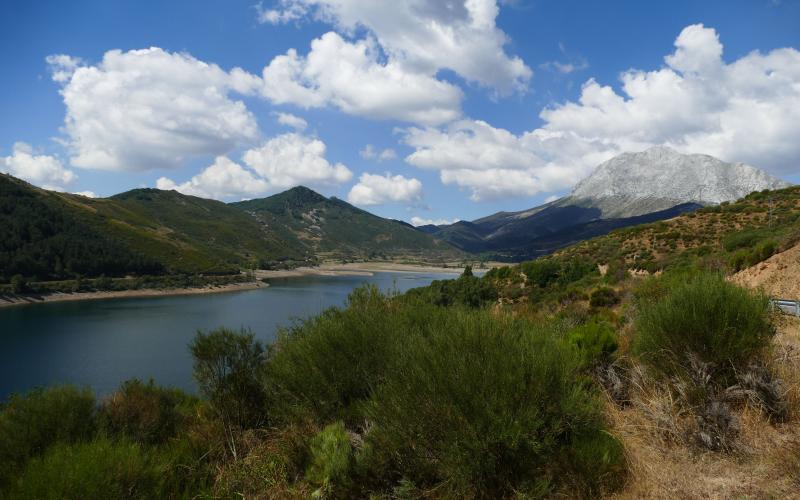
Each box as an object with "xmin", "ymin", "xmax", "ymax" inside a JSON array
[
  {"xmin": 0, "ymin": 262, "xmax": 497, "ymax": 308},
  {"xmin": 0, "ymin": 281, "xmax": 266, "ymax": 308}
]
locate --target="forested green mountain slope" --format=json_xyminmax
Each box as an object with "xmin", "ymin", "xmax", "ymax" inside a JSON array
[
  {"xmin": 1, "ymin": 175, "xmax": 461, "ymax": 284},
  {"xmin": 0, "ymin": 175, "xmax": 307, "ymax": 281},
  {"xmin": 231, "ymin": 186, "xmax": 463, "ymax": 261}
]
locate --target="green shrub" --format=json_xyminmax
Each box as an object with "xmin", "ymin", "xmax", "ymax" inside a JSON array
[
  {"xmin": 633, "ymin": 273, "xmax": 774, "ymax": 383},
  {"xmin": 752, "ymin": 239, "xmax": 777, "ymax": 264},
  {"xmin": 558, "ymin": 285, "xmax": 589, "ymax": 304},
  {"xmin": 486, "ymin": 265, "xmax": 513, "ymax": 280},
  {"xmin": 0, "ymin": 385, "xmax": 95, "ymax": 485},
  {"xmin": 190, "ymin": 328, "xmax": 266, "ymax": 432},
  {"xmin": 728, "ymin": 249, "xmax": 751, "ymax": 272},
  {"xmin": 190, "ymin": 328, "xmax": 266, "ymax": 461},
  {"xmin": 216, "ymin": 451, "xmax": 292, "ymax": 497},
  {"xmin": 414, "ymin": 273, "xmax": 498, "ymax": 308},
  {"xmin": 590, "ymin": 287, "xmax": 620, "ymax": 308},
  {"xmin": 558, "ymin": 258, "xmax": 598, "ymax": 285},
  {"xmin": 6, "ymin": 438, "xmax": 160, "ymax": 499},
  {"xmin": 568, "ymin": 320, "xmax": 618, "ymax": 368},
  {"xmin": 99, "ymin": 379, "xmax": 197, "ymax": 445},
  {"xmin": 363, "ymin": 310, "xmax": 624, "ymax": 497},
  {"xmin": 520, "ymin": 259, "xmax": 561, "ymax": 287},
  {"xmin": 723, "ymin": 228, "xmax": 766, "ymax": 252},
  {"xmin": 567, "ymin": 430, "xmax": 627, "ymax": 495},
  {"xmin": 305, "ymin": 421, "xmax": 353, "ymax": 496},
  {"xmin": 267, "ymin": 287, "xmax": 625, "ymax": 496},
  {"xmin": 727, "ymin": 238, "xmax": 777, "ymax": 271},
  {"xmin": 267, "ymin": 286, "xmax": 404, "ymax": 424}
]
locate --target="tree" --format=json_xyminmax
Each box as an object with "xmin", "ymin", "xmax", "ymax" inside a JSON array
[
  {"xmin": 189, "ymin": 328, "xmax": 266, "ymax": 459},
  {"xmin": 10, "ymin": 274, "xmax": 27, "ymax": 294}
]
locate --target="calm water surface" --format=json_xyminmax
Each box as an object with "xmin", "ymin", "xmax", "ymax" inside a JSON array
[{"xmin": 0, "ymin": 271, "xmax": 456, "ymax": 400}]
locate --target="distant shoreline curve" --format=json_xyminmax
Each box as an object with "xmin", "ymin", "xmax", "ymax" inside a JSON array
[
  {"xmin": 254, "ymin": 262, "xmax": 467, "ymax": 280},
  {"xmin": 0, "ymin": 281, "xmax": 268, "ymax": 309},
  {"xmin": 0, "ymin": 263, "xmax": 472, "ymax": 309}
]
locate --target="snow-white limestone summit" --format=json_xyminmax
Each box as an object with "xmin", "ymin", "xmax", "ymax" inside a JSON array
[{"xmin": 567, "ymin": 146, "xmax": 791, "ymax": 218}]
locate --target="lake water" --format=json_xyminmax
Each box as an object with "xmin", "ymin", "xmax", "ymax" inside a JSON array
[{"xmin": 0, "ymin": 271, "xmax": 456, "ymax": 400}]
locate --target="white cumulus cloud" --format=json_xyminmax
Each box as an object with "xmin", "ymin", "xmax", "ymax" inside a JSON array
[
  {"xmin": 260, "ymin": 0, "xmax": 531, "ymax": 95},
  {"xmin": 347, "ymin": 172, "xmax": 422, "ymax": 206},
  {"xmin": 243, "ymin": 132, "xmax": 352, "ymax": 190},
  {"xmin": 256, "ymin": 0, "xmax": 308, "ymax": 24},
  {"xmin": 1, "ymin": 142, "xmax": 77, "ymax": 191},
  {"xmin": 45, "ymin": 54, "xmax": 84, "ymax": 83},
  {"xmin": 48, "ymin": 47, "xmax": 261, "ymax": 171},
  {"xmin": 404, "ymin": 120, "xmax": 613, "ymax": 201},
  {"xmin": 403, "ymin": 24, "xmax": 800, "ymax": 201},
  {"xmin": 359, "ymin": 144, "xmax": 397, "ymax": 162},
  {"xmin": 261, "ymin": 32, "xmax": 463, "ymax": 125},
  {"xmin": 540, "ymin": 23, "xmax": 800, "ymax": 174},
  {"xmin": 156, "ymin": 156, "xmax": 270, "ymax": 199},
  {"xmin": 157, "ymin": 133, "xmax": 351, "ymax": 200},
  {"xmin": 274, "ymin": 112, "xmax": 308, "ymax": 131}
]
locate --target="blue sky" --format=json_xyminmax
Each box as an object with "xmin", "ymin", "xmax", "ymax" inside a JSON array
[{"xmin": 1, "ymin": 0, "xmax": 799, "ymax": 224}]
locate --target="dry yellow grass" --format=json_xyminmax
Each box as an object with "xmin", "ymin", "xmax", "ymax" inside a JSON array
[{"xmin": 609, "ymin": 316, "xmax": 800, "ymax": 499}]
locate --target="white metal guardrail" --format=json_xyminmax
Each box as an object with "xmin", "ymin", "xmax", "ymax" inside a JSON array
[{"xmin": 770, "ymin": 299, "xmax": 800, "ymax": 316}]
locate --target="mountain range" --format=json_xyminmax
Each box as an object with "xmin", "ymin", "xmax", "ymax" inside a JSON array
[
  {"xmin": 419, "ymin": 147, "xmax": 790, "ymax": 260},
  {"xmin": 0, "ymin": 174, "xmax": 461, "ymax": 282},
  {"xmin": 1, "ymin": 146, "xmax": 791, "ymax": 282}
]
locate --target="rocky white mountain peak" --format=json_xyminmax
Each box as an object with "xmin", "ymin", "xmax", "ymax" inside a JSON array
[{"xmin": 571, "ymin": 147, "xmax": 790, "ymax": 208}]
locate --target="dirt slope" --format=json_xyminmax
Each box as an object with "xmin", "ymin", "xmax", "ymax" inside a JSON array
[{"xmin": 731, "ymin": 242, "xmax": 800, "ymax": 299}]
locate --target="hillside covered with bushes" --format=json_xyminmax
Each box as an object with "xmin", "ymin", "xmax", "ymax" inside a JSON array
[{"xmin": 0, "ymin": 174, "xmax": 463, "ymax": 293}]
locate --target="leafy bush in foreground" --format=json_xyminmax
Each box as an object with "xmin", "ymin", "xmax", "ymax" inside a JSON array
[
  {"xmin": 99, "ymin": 379, "xmax": 198, "ymax": 445},
  {"xmin": 7, "ymin": 438, "xmax": 160, "ymax": 499},
  {"xmin": 633, "ymin": 272, "xmax": 774, "ymax": 383},
  {"xmin": 267, "ymin": 286, "xmax": 625, "ymax": 496},
  {"xmin": 363, "ymin": 309, "xmax": 624, "ymax": 497},
  {"xmin": 568, "ymin": 319, "xmax": 619, "ymax": 368},
  {"xmin": 190, "ymin": 328, "xmax": 266, "ymax": 455},
  {"xmin": 0, "ymin": 385, "xmax": 95, "ymax": 486},
  {"xmin": 267, "ymin": 286, "xmax": 406, "ymax": 425},
  {"xmin": 305, "ymin": 421, "xmax": 353, "ymax": 496}
]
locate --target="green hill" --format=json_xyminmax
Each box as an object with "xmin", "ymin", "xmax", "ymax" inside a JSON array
[
  {"xmin": 230, "ymin": 186, "xmax": 463, "ymax": 261},
  {"xmin": 102, "ymin": 188, "xmax": 309, "ymax": 271},
  {"xmin": 0, "ymin": 175, "xmax": 309, "ymax": 282},
  {"xmin": 0, "ymin": 174, "xmax": 164, "ymax": 282},
  {"xmin": 1, "ymin": 176, "xmax": 462, "ymax": 285}
]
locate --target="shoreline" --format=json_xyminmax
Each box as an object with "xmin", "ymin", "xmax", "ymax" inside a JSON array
[
  {"xmin": 0, "ymin": 262, "xmax": 496, "ymax": 309},
  {"xmin": 254, "ymin": 262, "xmax": 472, "ymax": 279},
  {"xmin": 0, "ymin": 281, "xmax": 267, "ymax": 309}
]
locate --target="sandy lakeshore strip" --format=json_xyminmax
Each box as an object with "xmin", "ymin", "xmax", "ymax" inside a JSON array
[
  {"xmin": 254, "ymin": 261, "xmax": 471, "ymax": 279},
  {"xmin": 0, "ymin": 262, "xmax": 503, "ymax": 309},
  {"xmin": 0, "ymin": 281, "xmax": 267, "ymax": 309}
]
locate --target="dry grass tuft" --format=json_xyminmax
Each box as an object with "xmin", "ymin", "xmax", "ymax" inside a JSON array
[{"xmin": 608, "ymin": 316, "xmax": 800, "ymax": 498}]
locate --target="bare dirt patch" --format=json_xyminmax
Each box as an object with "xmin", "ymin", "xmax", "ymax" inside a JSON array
[{"xmin": 731, "ymin": 242, "xmax": 800, "ymax": 299}]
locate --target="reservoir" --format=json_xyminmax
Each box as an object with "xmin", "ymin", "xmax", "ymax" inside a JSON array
[{"xmin": 0, "ymin": 271, "xmax": 455, "ymax": 400}]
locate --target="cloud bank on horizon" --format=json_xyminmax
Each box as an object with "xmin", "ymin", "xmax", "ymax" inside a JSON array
[{"xmin": 1, "ymin": 1, "xmax": 799, "ymax": 224}]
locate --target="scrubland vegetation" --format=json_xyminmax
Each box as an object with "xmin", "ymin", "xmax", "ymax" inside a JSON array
[{"xmin": 3, "ymin": 186, "xmax": 800, "ymax": 497}]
